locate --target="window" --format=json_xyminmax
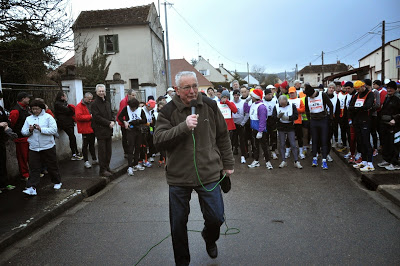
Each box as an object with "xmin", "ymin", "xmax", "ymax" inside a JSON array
[
  {"xmin": 99, "ymin": 35, "xmax": 119, "ymax": 54},
  {"xmin": 300, "ymin": 77, "xmax": 304, "ymax": 82},
  {"xmin": 318, "ymin": 77, "xmax": 320, "ymax": 82},
  {"xmin": 130, "ymin": 79, "xmax": 139, "ymax": 90},
  {"xmin": 199, "ymin": 69, "xmax": 209, "ymax": 76}
]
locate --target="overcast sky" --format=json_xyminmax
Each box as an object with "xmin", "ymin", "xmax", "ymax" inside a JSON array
[{"xmin": 68, "ymin": 0, "xmax": 400, "ymax": 73}]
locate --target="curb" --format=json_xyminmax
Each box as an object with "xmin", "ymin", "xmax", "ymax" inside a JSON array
[{"xmin": 0, "ymin": 163, "xmax": 128, "ymax": 253}]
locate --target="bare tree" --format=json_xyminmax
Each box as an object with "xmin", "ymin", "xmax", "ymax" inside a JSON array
[{"xmin": 251, "ymin": 64, "xmax": 266, "ymax": 83}]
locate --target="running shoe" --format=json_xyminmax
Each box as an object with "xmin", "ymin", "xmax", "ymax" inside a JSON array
[
  {"xmin": 266, "ymin": 161, "xmax": 273, "ymax": 169},
  {"xmin": 279, "ymin": 161, "xmax": 287, "ymax": 168},
  {"xmin": 248, "ymin": 160, "xmax": 260, "ymax": 168},
  {"xmin": 312, "ymin": 158, "xmax": 318, "ymax": 167},
  {"xmin": 322, "ymin": 161, "xmax": 328, "ymax": 170}
]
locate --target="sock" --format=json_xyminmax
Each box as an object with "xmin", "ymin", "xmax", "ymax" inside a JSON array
[
  {"xmin": 299, "ymin": 147, "xmax": 303, "ymax": 153},
  {"xmin": 322, "ymin": 159, "xmax": 327, "ymax": 162},
  {"xmin": 313, "ymin": 157, "xmax": 317, "ymax": 160}
]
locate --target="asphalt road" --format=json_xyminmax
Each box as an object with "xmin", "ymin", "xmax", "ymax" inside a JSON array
[{"xmin": 2, "ymin": 152, "xmax": 400, "ymax": 265}]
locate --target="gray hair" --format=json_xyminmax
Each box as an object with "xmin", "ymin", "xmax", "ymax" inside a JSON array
[
  {"xmin": 278, "ymin": 95, "xmax": 288, "ymax": 104},
  {"xmin": 232, "ymin": 80, "xmax": 239, "ymax": 85},
  {"xmin": 84, "ymin": 92, "xmax": 93, "ymax": 98},
  {"xmin": 127, "ymin": 89, "xmax": 134, "ymax": 95},
  {"xmin": 175, "ymin": 71, "xmax": 197, "ymax": 87},
  {"xmin": 95, "ymin": 84, "xmax": 106, "ymax": 91},
  {"xmin": 328, "ymin": 82, "xmax": 336, "ymax": 88},
  {"xmin": 294, "ymin": 80, "xmax": 301, "ymax": 85}
]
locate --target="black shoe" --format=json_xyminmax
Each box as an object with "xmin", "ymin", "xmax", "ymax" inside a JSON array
[
  {"xmin": 99, "ymin": 171, "xmax": 112, "ymax": 177},
  {"xmin": 233, "ymin": 148, "xmax": 238, "ymax": 155},
  {"xmin": 201, "ymin": 231, "xmax": 218, "ymax": 259}
]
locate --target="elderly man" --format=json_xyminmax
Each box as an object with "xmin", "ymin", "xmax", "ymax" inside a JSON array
[
  {"xmin": 91, "ymin": 84, "xmax": 115, "ymax": 177},
  {"xmin": 117, "ymin": 89, "xmax": 137, "ymax": 158},
  {"xmin": 154, "ymin": 71, "xmax": 234, "ymax": 265}
]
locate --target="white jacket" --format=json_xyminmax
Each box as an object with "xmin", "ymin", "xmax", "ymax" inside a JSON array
[{"xmin": 22, "ymin": 110, "xmax": 57, "ymax": 151}]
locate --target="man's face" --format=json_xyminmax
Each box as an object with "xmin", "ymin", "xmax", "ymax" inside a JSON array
[
  {"xmin": 281, "ymin": 87, "xmax": 287, "ymax": 94},
  {"xmin": 265, "ymin": 93, "xmax": 273, "ymax": 100},
  {"xmin": 387, "ymin": 88, "xmax": 395, "ymax": 96},
  {"xmin": 221, "ymin": 96, "xmax": 228, "ymax": 103},
  {"xmin": 84, "ymin": 95, "xmax": 93, "ymax": 104},
  {"xmin": 342, "ymin": 86, "xmax": 347, "ymax": 93},
  {"xmin": 294, "ymin": 82, "xmax": 301, "ymax": 89},
  {"xmin": 177, "ymin": 75, "xmax": 198, "ymax": 106},
  {"xmin": 336, "ymin": 85, "xmax": 341, "ymax": 92},
  {"xmin": 373, "ymin": 83, "xmax": 380, "ymax": 90},
  {"xmin": 327, "ymin": 86, "xmax": 335, "ymax": 95},
  {"xmin": 289, "ymin": 92, "xmax": 297, "ymax": 99},
  {"xmin": 216, "ymin": 92, "xmax": 222, "ymax": 99},
  {"xmin": 128, "ymin": 92, "xmax": 136, "ymax": 100},
  {"xmin": 31, "ymin": 106, "xmax": 42, "ymax": 116},
  {"xmin": 240, "ymin": 88, "xmax": 249, "ymax": 98},
  {"xmin": 279, "ymin": 99, "xmax": 288, "ymax": 107},
  {"xmin": 168, "ymin": 90, "xmax": 175, "ymax": 96},
  {"xmin": 21, "ymin": 97, "xmax": 30, "ymax": 105},
  {"xmin": 208, "ymin": 89, "xmax": 215, "ymax": 97},
  {"xmin": 347, "ymin": 87, "xmax": 354, "ymax": 94},
  {"xmin": 233, "ymin": 93, "xmax": 240, "ymax": 102},
  {"xmin": 355, "ymin": 85, "xmax": 365, "ymax": 93},
  {"xmin": 96, "ymin": 87, "xmax": 106, "ymax": 98},
  {"xmin": 232, "ymin": 82, "xmax": 240, "ymax": 90}
]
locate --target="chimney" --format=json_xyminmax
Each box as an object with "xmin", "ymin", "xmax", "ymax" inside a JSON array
[
  {"xmin": 337, "ymin": 60, "xmax": 340, "ymax": 64},
  {"xmin": 198, "ymin": 55, "xmax": 202, "ymax": 60},
  {"xmin": 309, "ymin": 62, "xmax": 311, "ymax": 66},
  {"xmin": 220, "ymin": 63, "xmax": 223, "ymax": 68}
]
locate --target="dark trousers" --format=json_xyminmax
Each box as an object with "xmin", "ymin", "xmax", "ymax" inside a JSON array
[
  {"xmin": 127, "ymin": 130, "xmax": 141, "ymax": 167},
  {"xmin": 354, "ymin": 121, "xmax": 372, "ymax": 162},
  {"xmin": 82, "ymin": 133, "xmax": 97, "ymax": 161},
  {"xmin": 333, "ymin": 117, "xmax": 339, "ymax": 142},
  {"xmin": 60, "ymin": 126, "xmax": 78, "ymax": 155},
  {"xmin": 232, "ymin": 124, "xmax": 246, "ymax": 156},
  {"xmin": 140, "ymin": 131, "xmax": 155, "ymax": 161},
  {"xmin": 266, "ymin": 118, "xmax": 277, "ymax": 151},
  {"xmin": 0, "ymin": 141, "xmax": 7, "ymax": 188},
  {"xmin": 310, "ymin": 117, "xmax": 329, "ymax": 159},
  {"xmin": 251, "ymin": 129, "xmax": 270, "ymax": 162},
  {"xmin": 15, "ymin": 140, "xmax": 29, "ymax": 178},
  {"xmin": 338, "ymin": 116, "xmax": 348, "ymax": 146},
  {"xmin": 370, "ymin": 116, "xmax": 378, "ymax": 150},
  {"xmin": 98, "ymin": 138, "xmax": 112, "ymax": 173},
  {"xmin": 244, "ymin": 121, "xmax": 255, "ymax": 157},
  {"xmin": 328, "ymin": 119, "xmax": 334, "ymax": 151},
  {"xmin": 121, "ymin": 127, "xmax": 129, "ymax": 154},
  {"xmin": 169, "ymin": 182, "xmax": 224, "ymax": 266},
  {"xmin": 294, "ymin": 124, "xmax": 303, "ymax": 147},
  {"xmin": 381, "ymin": 125, "xmax": 398, "ymax": 165},
  {"xmin": 27, "ymin": 146, "xmax": 61, "ymax": 188}
]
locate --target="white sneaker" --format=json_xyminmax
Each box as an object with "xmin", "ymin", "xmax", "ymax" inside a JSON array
[
  {"xmin": 127, "ymin": 167, "xmax": 134, "ymax": 176},
  {"xmin": 133, "ymin": 165, "xmax": 145, "ymax": 171},
  {"xmin": 92, "ymin": 160, "xmax": 99, "ymax": 165},
  {"xmin": 285, "ymin": 150, "xmax": 290, "ymax": 159},
  {"xmin": 353, "ymin": 163, "xmax": 365, "ymax": 169},
  {"xmin": 240, "ymin": 156, "xmax": 246, "ymax": 164},
  {"xmin": 294, "ymin": 161, "xmax": 303, "ymax": 169},
  {"xmin": 248, "ymin": 160, "xmax": 260, "ymax": 168},
  {"xmin": 149, "ymin": 157, "xmax": 155, "ymax": 162},
  {"xmin": 84, "ymin": 161, "xmax": 92, "ymax": 169},
  {"xmin": 266, "ymin": 161, "xmax": 273, "ymax": 169},
  {"xmin": 378, "ymin": 161, "xmax": 390, "ymax": 168},
  {"xmin": 385, "ymin": 164, "xmax": 400, "ymax": 171},
  {"xmin": 23, "ymin": 187, "xmax": 37, "ymax": 195},
  {"xmin": 299, "ymin": 153, "xmax": 305, "ymax": 160},
  {"xmin": 327, "ymin": 154, "xmax": 333, "ymax": 162},
  {"xmin": 279, "ymin": 161, "xmax": 287, "ymax": 168},
  {"xmin": 53, "ymin": 183, "xmax": 62, "ymax": 190},
  {"xmin": 271, "ymin": 152, "xmax": 278, "ymax": 160},
  {"xmin": 343, "ymin": 152, "xmax": 351, "ymax": 159},
  {"xmin": 360, "ymin": 165, "xmax": 375, "ymax": 172}
]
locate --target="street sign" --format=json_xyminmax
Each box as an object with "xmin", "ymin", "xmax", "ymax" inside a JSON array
[{"xmin": 396, "ymin": 56, "xmax": 400, "ymax": 68}]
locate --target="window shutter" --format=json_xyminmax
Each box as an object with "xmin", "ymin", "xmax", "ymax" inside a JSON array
[
  {"xmin": 113, "ymin": 35, "xmax": 119, "ymax": 53},
  {"xmin": 99, "ymin": 35, "xmax": 105, "ymax": 54}
]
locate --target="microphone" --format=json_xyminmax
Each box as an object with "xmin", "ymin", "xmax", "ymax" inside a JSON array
[{"xmin": 190, "ymin": 99, "xmax": 197, "ymax": 115}]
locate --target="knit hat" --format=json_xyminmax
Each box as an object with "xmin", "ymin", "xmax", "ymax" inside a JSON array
[
  {"xmin": 274, "ymin": 83, "xmax": 280, "ymax": 89},
  {"xmin": 386, "ymin": 81, "xmax": 397, "ymax": 90},
  {"xmin": 288, "ymin": 87, "xmax": 296, "ymax": 93},
  {"xmin": 280, "ymin": 81, "xmax": 288, "ymax": 89},
  {"xmin": 353, "ymin": 80, "xmax": 365, "ymax": 88},
  {"xmin": 304, "ymin": 84, "xmax": 315, "ymax": 97},
  {"xmin": 221, "ymin": 90, "xmax": 230, "ymax": 98},
  {"xmin": 146, "ymin": 100, "xmax": 156, "ymax": 109},
  {"xmin": 318, "ymin": 84, "xmax": 324, "ymax": 89},
  {"xmin": 341, "ymin": 80, "xmax": 347, "ymax": 86},
  {"xmin": 344, "ymin": 81, "xmax": 353, "ymax": 88},
  {"xmin": 250, "ymin": 89, "xmax": 263, "ymax": 100},
  {"xmin": 264, "ymin": 88, "xmax": 272, "ymax": 95},
  {"xmin": 167, "ymin": 87, "xmax": 174, "ymax": 92},
  {"xmin": 363, "ymin": 79, "xmax": 372, "ymax": 86}
]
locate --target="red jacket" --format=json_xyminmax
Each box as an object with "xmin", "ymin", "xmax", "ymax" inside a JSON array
[
  {"xmin": 116, "ymin": 95, "xmax": 129, "ymax": 126},
  {"xmin": 220, "ymin": 100, "xmax": 237, "ymax": 131},
  {"xmin": 75, "ymin": 100, "xmax": 93, "ymax": 134}
]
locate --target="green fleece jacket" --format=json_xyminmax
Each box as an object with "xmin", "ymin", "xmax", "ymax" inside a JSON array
[{"xmin": 153, "ymin": 92, "xmax": 234, "ymax": 186}]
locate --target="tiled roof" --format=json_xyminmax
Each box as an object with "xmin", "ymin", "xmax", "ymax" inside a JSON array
[
  {"xmin": 72, "ymin": 4, "xmax": 151, "ymax": 30},
  {"xmin": 298, "ymin": 63, "xmax": 348, "ymax": 74},
  {"xmin": 170, "ymin": 59, "xmax": 213, "ymax": 87}
]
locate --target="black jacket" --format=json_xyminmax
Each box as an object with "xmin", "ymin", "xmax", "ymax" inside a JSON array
[
  {"xmin": 380, "ymin": 94, "xmax": 400, "ymax": 131},
  {"xmin": 348, "ymin": 88, "xmax": 374, "ymax": 124},
  {"xmin": 0, "ymin": 105, "xmax": 8, "ymax": 143},
  {"xmin": 91, "ymin": 95, "xmax": 114, "ymax": 139},
  {"xmin": 54, "ymin": 99, "xmax": 75, "ymax": 129}
]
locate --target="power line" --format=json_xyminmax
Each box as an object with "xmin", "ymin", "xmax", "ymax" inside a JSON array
[
  {"xmin": 386, "ymin": 20, "xmax": 400, "ymax": 24},
  {"xmin": 170, "ymin": 6, "xmax": 245, "ymax": 65},
  {"xmin": 339, "ymin": 34, "xmax": 377, "ymax": 61}
]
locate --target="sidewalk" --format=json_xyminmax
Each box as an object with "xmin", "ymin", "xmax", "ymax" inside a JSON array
[
  {"xmin": 0, "ymin": 140, "xmax": 128, "ymax": 252},
  {"xmin": 332, "ymin": 147, "xmax": 400, "ymax": 209}
]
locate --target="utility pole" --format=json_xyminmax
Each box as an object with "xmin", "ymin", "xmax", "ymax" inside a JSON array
[
  {"xmin": 381, "ymin": 20, "xmax": 385, "ymax": 83},
  {"xmin": 321, "ymin": 51, "xmax": 324, "ymax": 86},
  {"xmin": 162, "ymin": 1, "xmax": 173, "ymax": 88},
  {"xmin": 247, "ymin": 62, "xmax": 250, "ymax": 86},
  {"xmin": 295, "ymin": 64, "xmax": 298, "ymax": 80},
  {"xmin": 285, "ymin": 70, "xmax": 287, "ymax": 80}
]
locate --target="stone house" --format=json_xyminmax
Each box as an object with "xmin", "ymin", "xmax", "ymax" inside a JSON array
[{"xmin": 298, "ymin": 61, "xmax": 349, "ymax": 87}]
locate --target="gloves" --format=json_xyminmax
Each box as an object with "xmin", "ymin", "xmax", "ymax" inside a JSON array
[
  {"xmin": 281, "ymin": 115, "xmax": 289, "ymax": 121},
  {"xmin": 278, "ymin": 112, "xmax": 284, "ymax": 118},
  {"xmin": 256, "ymin": 132, "xmax": 263, "ymax": 139}
]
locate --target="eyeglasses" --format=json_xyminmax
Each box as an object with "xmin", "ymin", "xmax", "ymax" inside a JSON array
[{"xmin": 179, "ymin": 84, "xmax": 198, "ymax": 91}]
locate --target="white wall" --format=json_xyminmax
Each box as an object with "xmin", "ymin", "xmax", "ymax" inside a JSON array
[{"xmin": 194, "ymin": 58, "xmax": 226, "ymax": 82}]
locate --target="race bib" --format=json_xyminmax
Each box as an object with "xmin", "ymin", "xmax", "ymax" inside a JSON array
[
  {"xmin": 219, "ymin": 104, "xmax": 232, "ymax": 119},
  {"xmin": 355, "ymin": 98, "xmax": 365, "ymax": 108}
]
